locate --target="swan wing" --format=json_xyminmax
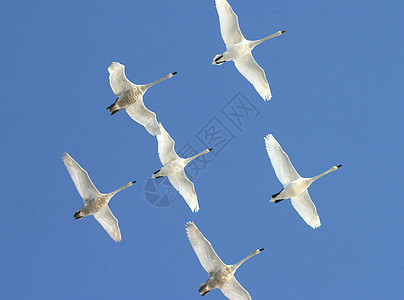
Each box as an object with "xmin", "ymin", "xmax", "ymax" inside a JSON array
[
  {"xmin": 156, "ymin": 123, "xmax": 179, "ymax": 165},
  {"xmin": 221, "ymin": 276, "xmax": 252, "ymax": 300},
  {"xmin": 234, "ymin": 53, "xmax": 271, "ymax": 101},
  {"xmin": 215, "ymin": 0, "xmax": 246, "ymax": 46},
  {"xmin": 93, "ymin": 205, "xmax": 122, "ymax": 242},
  {"xmin": 291, "ymin": 190, "xmax": 321, "ymax": 229},
  {"xmin": 185, "ymin": 221, "xmax": 225, "ymax": 275},
  {"xmin": 126, "ymin": 99, "xmax": 160, "ymax": 136},
  {"xmin": 168, "ymin": 170, "xmax": 199, "ymax": 212},
  {"xmin": 108, "ymin": 62, "xmax": 135, "ymax": 97},
  {"xmin": 62, "ymin": 153, "xmax": 100, "ymax": 202},
  {"xmin": 264, "ymin": 134, "xmax": 301, "ymax": 185}
]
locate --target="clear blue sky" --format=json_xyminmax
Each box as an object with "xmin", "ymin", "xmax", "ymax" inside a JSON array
[{"xmin": 1, "ymin": 0, "xmax": 403, "ymax": 299}]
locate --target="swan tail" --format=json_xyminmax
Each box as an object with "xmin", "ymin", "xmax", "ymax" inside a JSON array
[{"xmin": 74, "ymin": 210, "xmax": 84, "ymax": 220}]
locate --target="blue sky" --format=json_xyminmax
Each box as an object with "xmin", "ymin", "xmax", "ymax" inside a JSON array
[{"xmin": 1, "ymin": 0, "xmax": 403, "ymax": 299}]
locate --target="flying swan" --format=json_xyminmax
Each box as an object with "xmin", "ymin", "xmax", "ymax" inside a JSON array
[
  {"xmin": 264, "ymin": 134, "xmax": 342, "ymax": 229},
  {"xmin": 107, "ymin": 62, "xmax": 177, "ymax": 136},
  {"xmin": 213, "ymin": 0, "xmax": 286, "ymax": 100},
  {"xmin": 186, "ymin": 221, "xmax": 264, "ymax": 299},
  {"xmin": 152, "ymin": 123, "xmax": 212, "ymax": 212},
  {"xmin": 62, "ymin": 153, "xmax": 135, "ymax": 242}
]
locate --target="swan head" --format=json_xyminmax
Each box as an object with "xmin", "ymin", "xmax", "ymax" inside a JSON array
[{"xmin": 254, "ymin": 248, "xmax": 264, "ymax": 255}]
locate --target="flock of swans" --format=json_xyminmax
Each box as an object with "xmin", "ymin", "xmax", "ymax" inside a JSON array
[{"xmin": 62, "ymin": 0, "xmax": 342, "ymax": 298}]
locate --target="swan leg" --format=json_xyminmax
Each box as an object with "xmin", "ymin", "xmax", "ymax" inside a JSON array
[
  {"xmin": 107, "ymin": 98, "xmax": 118, "ymax": 110},
  {"xmin": 271, "ymin": 189, "xmax": 285, "ymax": 203},
  {"xmin": 213, "ymin": 55, "xmax": 226, "ymax": 65},
  {"xmin": 272, "ymin": 190, "xmax": 283, "ymax": 199},
  {"xmin": 215, "ymin": 55, "xmax": 223, "ymax": 62},
  {"xmin": 74, "ymin": 210, "xmax": 83, "ymax": 220}
]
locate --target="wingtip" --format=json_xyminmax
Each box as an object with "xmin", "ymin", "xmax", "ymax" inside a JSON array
[
  {"xmin": 259, "ymin": 248, "xmax": 264, "ymax": 252},
  {"xmin": 337, "ymin": 164, "xmax": 342, "ymax": 168},
  {"xmin": 264, "ymin": 133, "xmax": 273, "ymax": 140},
  {"xmin": 172, "ymin": 71, "xmax": 177, "ymax": 75},
  {"xmin": 131, "ymin": 180, "xmax": 137, "ymax": 184}
]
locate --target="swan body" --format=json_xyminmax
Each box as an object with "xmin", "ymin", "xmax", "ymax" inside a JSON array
[
  {"xmin": 264, "ymin": 134, "xmax": 342, "ymax": 229},
  {"xmin": 62, "ymin": 153, "xmax": 135, "ymax": 242},
  {"xmin": 186, "ymin": 221, "xmax": 263, "ymax": 299},
  {"xmin": 213, "ymin": 0, "xmax": 286, "ymax": 100},
  {"xmin": 152, "ymin": 123, "xmax": 212, "ymax": 212},
  {"xmin": 107, "ymin": 62, "xmax": 177, "ymax": 136}
]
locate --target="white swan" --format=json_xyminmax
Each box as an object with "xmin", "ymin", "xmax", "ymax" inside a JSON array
[
  {"xmin": 62, "ymin": 153, "xmax": 135, "ymax": 242},
  {"xmin": 186, "ymin": 221, "xmax": 263, "ymax": 299},
  {"xmin": 264, "ymin": 134, "xmax": 342, "ymax": 229},
  {"xmin": 107, "ymin": 62, "xmax": 177, "ymax": 136},
  {"xmin": 152, "ymin": 123, "xmax": 212, "ymax": 212},
  {"xmin": 213, "ymin": 0, "xmax": 286, "ymax": 101}
]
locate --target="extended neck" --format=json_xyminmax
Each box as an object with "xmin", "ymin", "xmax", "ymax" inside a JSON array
[
  {"xmin": 310, "ymin": 165, "xmax": 341, "ymax": 182},
  {"xmin": 250, "ymin": 30, "xmax": 286, "ymax": 48},
  {"xmin": 110, "ymin": 181, "xmax": 136, "ymax": 197},
  {"xmin": 140, "ymin": 72, "xmax": 177, "ymax": 93},
  {"xmin": 184, "ymin": 148, "xmax": 212, "ymax": 165},
  {"xmin": 231, "ymin": 248, "xmax": 264, "ymax": 273}
]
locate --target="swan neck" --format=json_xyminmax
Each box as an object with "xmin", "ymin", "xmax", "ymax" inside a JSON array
[
  {"xmin": 311, "ymin": 167, "xmax": 337, "ymax": 182},
  {"xmin": 140, "ymin": 73, "xmax": 173, "ymax": 93},
  {"xmin": 231, "ymin": 251, "xmax": 259, "ymax": 273},
  {"xmin": 251, "ymin": 31, "xmax": 282, "ymax": 47},
  {"xmin": 185, "ymin": 149, "xmax": 210, "ymax": 164},
  {"xmin": 110, "ymin": 182, "xmax": 133, "ymax": 196}
]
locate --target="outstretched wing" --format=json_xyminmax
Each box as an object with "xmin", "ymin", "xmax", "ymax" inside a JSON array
[
  {"xmin": 215, "ymin": 0, "xmax": 246, "ymax": 46},
  {"xmin": 291, "ymin": 190, "xmax": 321, "ymax": 229},
  {"xmin": 126, "ymin": 99, "xmax": 160, "ymax": 136},
  {"xmin": 168, "ymin": 170, "xmax": 199, "ymax": 213},
  {"xmin": 62, "ymin": 153, "xmax": 100, "ymax": 201},
  {"xmin": 156, "ymin": 123, "xmax": 179, "ymax": 165},
  {"xmin": 264, "ymin": 134, "xmax": 301, "ymax": 185},
  {"xmin": 108, "ymin": 62, "xmax": 135, "ymax": 97},
  {"xmin": 221, "ymin": 276, "xmax": 252, "ymax": 300},
  {"xmin": 234, "ymin": 53, "xmax": 271, "ymax": 101},
  {"xmin": 93, "ymin": 205, "xmax": 122, "ymax": 242},
  {"xmin": 185, "ymin": 221, "xmax": 225, "ymax": 275}
]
